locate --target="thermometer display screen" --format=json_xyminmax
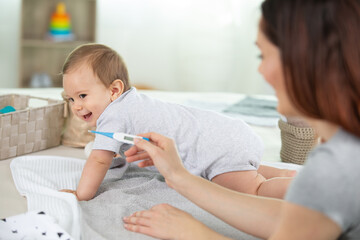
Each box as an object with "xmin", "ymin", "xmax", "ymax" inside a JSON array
[{"xmin": 124, "ymin": 136, "xmax": 134, "ymax": 141}]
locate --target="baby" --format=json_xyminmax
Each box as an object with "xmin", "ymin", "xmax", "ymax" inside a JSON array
[{"xmin": 61, "ymin": 43, "xmax": 295, "ymax": 201}]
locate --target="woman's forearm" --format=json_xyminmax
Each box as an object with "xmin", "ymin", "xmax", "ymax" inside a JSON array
[{"xmin": 171, "ymin": 172, "xmax": 283, "ymax": 239}]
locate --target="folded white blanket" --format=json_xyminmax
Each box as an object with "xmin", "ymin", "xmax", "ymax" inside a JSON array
[
  {"xmin": 10, "ymin": 156, "xmax": 85, "ymax": 239},
  {"xmin": 10, "ymin": 155, "xmax": 301, "ymax": 240}
]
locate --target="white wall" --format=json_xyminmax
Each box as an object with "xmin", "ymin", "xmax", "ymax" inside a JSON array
[
  {"xmin": 97, "ymin": 0, "xmax": 273, "ymax": 94},
  {"xmin": 0, "ymin": 0, "xmax": 273, "ymax": 94},
  {"xmin": 0, "ymin": 0, "xmax": 21, "ymax": 88}
]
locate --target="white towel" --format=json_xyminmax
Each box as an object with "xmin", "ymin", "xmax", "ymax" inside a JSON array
[{"xmin": 10, "ymin": 156, "xmax": 85, "ymax": 239}]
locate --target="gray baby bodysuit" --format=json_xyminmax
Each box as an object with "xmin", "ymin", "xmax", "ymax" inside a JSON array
[{"xmin": 92, "ymin": 87, "xmax": 264, "ymax": 180}]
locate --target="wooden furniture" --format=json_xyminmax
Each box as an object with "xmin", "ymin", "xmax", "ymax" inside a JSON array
[{"xmin": 20, "ymin": 0, "xmax": 96, "ymax": 87}]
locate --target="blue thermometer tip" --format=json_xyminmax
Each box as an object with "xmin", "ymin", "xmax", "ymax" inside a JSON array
[
  {"xmin": 88, "ymin": 130, "xmax": 114, "ymax": 139},
  {"xmin": 143, "ymin": 137, "xmax": 150, "ymax": 141}
]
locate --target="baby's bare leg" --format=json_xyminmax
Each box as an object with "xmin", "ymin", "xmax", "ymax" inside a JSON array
[
  {"xmin": 212, "ymin": 170, "xmax": 292, "ymax": 199},
  {"xmin": 212, "ymin": 170, "xmax": 266, "ymax": 196},
  {"xmin": 258, "ymin": 165, "xmax": 297, "ymax": 179},
  {"xmin": 257, "ymin": 177, "xmax": 293, "ymax": 199}
]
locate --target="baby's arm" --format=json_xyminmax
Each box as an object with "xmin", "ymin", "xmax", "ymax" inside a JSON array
[{"xmin": 76, "ymin": 149, "xmax": 114, "ymax": 201}]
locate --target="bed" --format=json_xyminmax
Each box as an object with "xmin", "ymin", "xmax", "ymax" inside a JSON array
[{"xmin": 0, "ymin": 88, "xmax": 301, "ymax": 240}]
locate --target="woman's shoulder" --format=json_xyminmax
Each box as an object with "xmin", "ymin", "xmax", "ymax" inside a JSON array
[
  {"xmin": 330, "ymin": 128, "xmax": 360, "ymax": 149},
  {"xmin": 310, "ymin": 128, "xmax": 360, "ymax": 168}
]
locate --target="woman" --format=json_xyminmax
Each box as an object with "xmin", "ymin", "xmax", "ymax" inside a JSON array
[{"xmin": 123, "ymin": 0, "xmax": 360, "ymax": 239}]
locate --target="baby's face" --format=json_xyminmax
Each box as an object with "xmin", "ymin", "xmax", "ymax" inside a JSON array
[{"xmin": 63, "ymin": 63, "xmax": 112, "ymax": 127}]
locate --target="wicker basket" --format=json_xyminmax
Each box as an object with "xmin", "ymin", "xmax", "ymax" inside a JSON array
[
  {"xmin": 0, "ymin": 94, "xmax": 66, "ymax": 160},
  {"xmin": 278, "ymin": 119, "xmax": 318, "ymax": 165}
]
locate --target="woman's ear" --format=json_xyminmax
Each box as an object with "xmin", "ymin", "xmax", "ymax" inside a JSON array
[{"xmin": 109, "ymin": 79, "xmax": 124, "ymax": 101}]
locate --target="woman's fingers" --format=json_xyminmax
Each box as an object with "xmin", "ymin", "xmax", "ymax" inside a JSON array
[
  {"xmin": 123, "ymin": 204, "xmax": 205, "ymax": 239},
  {"xmin": 126, "ymin": 151, "xmax": 150, "ymax": 163},
  {"xmin": 137, "ymin": 132, "xmax": 173, "ymax": 150},
  {"xmin": 124, "ymin": 145, "xmax": 141, "ymax": 157},
  {"xmin": 124, "ymin": 223, "xmax": 153, "ymax": 236},
  {"xmin": 124, "ymin": 212, "xmax": 152, "ymax": 226},
  {"xmin": 137, "ymin": 159, "xmax": 154, "ymax": 168},
  {"xmin": 123, "ymin": 208, "xmax": 161, "ymax": 237},
  {"xmin": 132, "ymin": 210, "xmax": 152, "ymax": 217},
  {"xmin": 133, "ymin": 137, "xmax": 162, "ymax": 158},
  {"xmin": 125, "ymin": 132, "xmax": 171, "ymax": 158},
  {"xmin": 123, "ymin": 210, "xmax": 157, "ymax": 236},
  {"xmin": 126, "ymin": 132, "xmax": 174, "ymax": 158},
  {"xmin": 151, "ymin": 203, "xmax": 173, "ymax": 211}
]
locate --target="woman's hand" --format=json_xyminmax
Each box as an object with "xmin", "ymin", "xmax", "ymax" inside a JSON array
[
  {"xmin": 125, "ymin": 132, "xmax": 189, "ymax": 188},
  {"xmin": 123, "ymin": 203, "xmax": 229, "ymax": 240}
]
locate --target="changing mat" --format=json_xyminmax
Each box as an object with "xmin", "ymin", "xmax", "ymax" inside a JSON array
[{"xmin": 10, "ymin": 155, "xmax": 301, "ymax": 240}]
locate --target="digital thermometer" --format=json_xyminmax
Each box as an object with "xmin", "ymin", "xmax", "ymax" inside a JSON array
[{"xmin": 88, "ymin": 130, "xmax": 150, "ymax": 144}]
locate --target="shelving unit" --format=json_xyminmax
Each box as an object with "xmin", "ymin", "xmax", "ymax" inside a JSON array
[{"xmin": 20, "ymin": 0, "xmax": 96, "ymax": 87}]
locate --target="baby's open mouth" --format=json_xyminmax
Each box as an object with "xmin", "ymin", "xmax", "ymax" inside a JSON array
[{"xmin": 83, "ymin": 112, "xmax": 92, "ymax": 120}]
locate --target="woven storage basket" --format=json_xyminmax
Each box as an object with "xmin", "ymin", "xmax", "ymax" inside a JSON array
[
  {"xmin": 278, "ymin": 119, "xmax": 317, "ymax": 165},
  {"xmin": 0, "ymin": 94, "xmax": 66, "ymax": 160}
]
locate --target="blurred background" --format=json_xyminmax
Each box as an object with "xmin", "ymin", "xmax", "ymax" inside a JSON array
[{"xmin": 0, "ymin": 0, "xmax": 272, "ymax": 94}]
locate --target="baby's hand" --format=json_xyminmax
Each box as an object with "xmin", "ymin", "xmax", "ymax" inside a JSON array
[{"xmin": 60, "ymin": 189, "xmax": 79, "ymax": 200}]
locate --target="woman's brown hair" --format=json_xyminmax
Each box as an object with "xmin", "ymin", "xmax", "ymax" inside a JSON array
[
  {"xmin": 261, "ymin": 0, "xmax": 360, "ymax": 137},
  {"xmin": 62, "ymin": 43, "xmax": 131, "ymax": 91}
]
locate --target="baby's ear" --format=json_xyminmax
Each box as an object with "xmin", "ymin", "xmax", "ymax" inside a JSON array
[{"xmin": 110, "ymin": 79, "xmax": 124, "ymax": 101}]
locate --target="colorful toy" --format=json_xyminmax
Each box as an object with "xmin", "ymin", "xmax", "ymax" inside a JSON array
[
  {"xmin": 47, "ymin": 2, "xmax": 74, "ymax": 42},
  {"xmin": 0, "ymin": 106, "xmax": 16, "ymax": 114}
]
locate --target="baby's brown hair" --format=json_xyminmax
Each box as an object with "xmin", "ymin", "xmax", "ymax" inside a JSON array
[{"xmin": 62, "ymin": 43, "xmax": 131, "ymax": 91}]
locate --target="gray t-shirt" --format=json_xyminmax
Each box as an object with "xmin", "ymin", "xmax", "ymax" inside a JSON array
[
  {"xmin": 286, "ymin": 129, "xmax": 360, "ymax": 239},
  {"xmin": 92, "ymin": 87, "xmax": 263, "ymax": 180}
]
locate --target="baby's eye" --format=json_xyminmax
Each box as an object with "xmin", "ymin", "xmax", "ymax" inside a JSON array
[
  {"xmin": 79, "ymin": 94, "xmax": 87, "ymax": 99},
  {"xmin": 68, "ymin": 98, "xmax": 74, "ymax": 103}
]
